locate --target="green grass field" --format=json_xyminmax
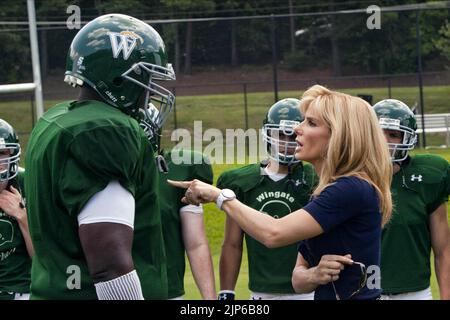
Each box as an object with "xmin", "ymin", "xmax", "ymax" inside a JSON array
[{"xmin": 0, "ymin": 85, "xmax": 448, "ymax": 300}]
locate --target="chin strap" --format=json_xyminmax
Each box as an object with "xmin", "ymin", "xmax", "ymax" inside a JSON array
[
  {"xmin": 397, "ymin": 157, "xmax": 413, "ymax": 190},
  {"xmin": 393, "ymin": 156, "xmax": 412, "ymax": 190},
  {"xmin": 155, "ymin": 149, "xmax": 169, "ymax": 174}
]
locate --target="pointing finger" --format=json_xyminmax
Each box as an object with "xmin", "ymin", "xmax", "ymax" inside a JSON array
[{"xmin": 167, "ymin": 180, "xmax": 193, "ymax": 189}]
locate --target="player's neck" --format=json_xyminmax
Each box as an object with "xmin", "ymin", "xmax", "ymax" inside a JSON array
[
  {"xmin": 393, "ymin": 163, "xmax": 401, "ymax": 174},
  {"xmin": 266, "ymin": 160, "xmax": 289, "ymax": 175},
  {"xmin": 77, "ymin": 86, "xmax": 103, "ymax": 102}
]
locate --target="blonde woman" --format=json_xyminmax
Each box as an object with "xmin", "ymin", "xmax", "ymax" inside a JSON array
[{"xmin": 169, "ymin": 85, "xmax": 392, "ymax": 300}]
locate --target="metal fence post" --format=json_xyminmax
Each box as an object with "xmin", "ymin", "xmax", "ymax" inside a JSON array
[
  {"xmin": 243, "ymin": 84, "xmax": 248, "ymax": 131},
  {"xmin": 172, "ymin": 87, "xmax": 177, "ymax": 131},
  {"xmin": 270, "ymin": 15, "xmax": 279, "ymax": 103},
  {"xmin": 31, "ymin": 94, "xmax": 35, "ymax": 128},
  {"xmin": 416, "ymin": 10, "xmax": 426, "ymax": 149},
  {"xmin": 243, "ymin": 83, "xmax": 249, "ymax": 159},
  {"xmin": 388, "ymin": 77, "xmax": 392, "ymax": 99},
  {"xmin": 446, "ymin": 114, "xmax": 450, "ymax": 148}
]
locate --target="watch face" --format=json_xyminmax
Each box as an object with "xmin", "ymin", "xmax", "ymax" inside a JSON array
[{"xmin": 223, "ymin": 189, "xmax": 235, "ymax": 199}]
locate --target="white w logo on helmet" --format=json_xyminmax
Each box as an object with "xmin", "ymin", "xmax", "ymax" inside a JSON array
[{"xmin": 108, "ymin": 31, "xmax": 142, "ymax": 60}]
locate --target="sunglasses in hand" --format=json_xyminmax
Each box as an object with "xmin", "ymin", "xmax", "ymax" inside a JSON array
[{"xmin": 331, "ymin": 261, "xmax": 367, "ymax": 300}]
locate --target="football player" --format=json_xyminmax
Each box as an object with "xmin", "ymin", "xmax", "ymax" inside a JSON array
[
  {"xmin": 217, "ymin": 98, "xmax": 317, "ymax": 300},
  {"xmin": 25, "ymin": 14, "xmax": 175, "ymax": 299},
  {"xmin": 0, "ymin": 118, "xmax": 33, "ymax": 300},
  {"xmin": 374, "ymin": 99, "xmax": 450, "ymax": 300},
  {"xmin": 159, "ymin": 149, "xmax": 216, "ymax": 299}
]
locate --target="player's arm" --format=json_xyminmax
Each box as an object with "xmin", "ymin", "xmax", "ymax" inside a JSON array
[
  {"xmin": 430, "ymin": 202, "xmax": 450, "ymax": 300},
  {"xmin": 180, "ymin": 204, "xmax": 216, "ymax": 300},
  {"xmin": 219, "ymin": 214, "xmax": 244, "ymax": 300},
  {"xmin": 292, "ymin": 252, "xmax": 351, "ymax": 294},
  {"xmin": 78, "ymin": 181, "xmax": 143, "ymax": 300},
  {"xmin": 0, "ymin": 186, "xmax": 34, "ymax": 257},
  {"xmin": 221, "ymin": 200, "xmax": 323, "ymax": 248},
  {"xmin": 292, "ymin": 253, "xmax": 317, "ymax": 294}
]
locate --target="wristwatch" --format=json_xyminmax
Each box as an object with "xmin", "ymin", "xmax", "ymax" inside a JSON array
[{"xmin": 216, "ymin": 189, "xmax": 236, "ymax": 210}]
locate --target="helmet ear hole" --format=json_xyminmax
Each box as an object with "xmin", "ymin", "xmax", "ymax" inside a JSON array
[{"xmin": 113, "ymin": 77, "xmax": 123, "ymax": 86}]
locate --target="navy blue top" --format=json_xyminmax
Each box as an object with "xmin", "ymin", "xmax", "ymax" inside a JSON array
[{"xmin": 298, "ymin": 176, "xmax": 382, "ymax": 300}]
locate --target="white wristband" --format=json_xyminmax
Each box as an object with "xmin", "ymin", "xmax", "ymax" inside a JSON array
[{"xmin": 94, "ymin": 270, "xmax": 144, "ymax": 300}]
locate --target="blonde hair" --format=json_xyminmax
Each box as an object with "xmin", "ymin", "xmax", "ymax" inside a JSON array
[{"xmin": 300, "ymin": 85, "xmax": 393, "ymax": 226}]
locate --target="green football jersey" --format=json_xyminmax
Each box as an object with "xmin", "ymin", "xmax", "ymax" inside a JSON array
[
  {"xmin": 217, "ymin": 162, "xmax": 318, "ymax": 293},
  {"xmin": 381, "ymin": 154, "xmax": 450, "ymax": 294},
  {"xmin": 0, "ymin": 169, "xmax": 31, "ymax": 297},
  {"xmin": 159, "ymin": 149, "xmax": 213, "ymax": 299},
  {"xmin": 25, "ymin": 100, "xmax": 166, "ymax": 299}
]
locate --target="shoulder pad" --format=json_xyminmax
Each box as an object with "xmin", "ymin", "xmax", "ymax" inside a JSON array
[
  {"xmin": 404, "ymin": 154, "xmax": 449, "ymax": 185},
  {"xmin": 218, "ymin": 164, "xmax": 262, "ymax": 192}
]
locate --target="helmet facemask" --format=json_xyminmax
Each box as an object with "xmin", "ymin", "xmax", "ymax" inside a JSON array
[
  {"xmin": 379, "ymin": 117, "xmax": 417, "ymax": 162},
  {"xmin": 262, "ymin": 120, "xmax": 300, "ymax": 165},
  {"xmin": 0, "ymin": 139, "xmax": 20, "ymax": 182},
  {"xmin": 139, "ymin": 103, "xmax": 162, "ymax": 151},
  {"xmin": 122, "ymin": 62, "xmax": 176, "ymax": 144}
]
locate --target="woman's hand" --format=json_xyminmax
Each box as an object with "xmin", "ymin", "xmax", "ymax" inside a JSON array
[
  {"xmin": 312, "ymin": 254, "xmax": 353, "ymax": 285},
  {"xmin": 168, "ymin": 179, "xmax": 221, "ymax": 206}
]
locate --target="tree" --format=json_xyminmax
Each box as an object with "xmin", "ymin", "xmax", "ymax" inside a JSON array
[
  {"xmin": 0, "ymin": 1, "xmax": 31, "ymax": 83},
  {"xmin": 161, "ymin": 0, "xmax": 215, "ymax": 74},
  {"xmin": 36, "ymin": 0, "xmax": 72, "ymax": 79},
  {"xmin": 434, "ymin": 21, "xmax": 450, "ymax": 68}
]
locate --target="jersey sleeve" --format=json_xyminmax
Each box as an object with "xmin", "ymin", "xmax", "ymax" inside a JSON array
[
  {"xmin": 427, "ymin": 161, "xmax": 450, "ymax": 213},
  {"xmin": 216, "ymin": 172, "xmax": 228, "ymax": 190},
  {"xmin": 192, "ymin": 154, "xmax": 213, "ymax": 185},
  {"xmin": 217, "ymin": 170, "xmax": 235, "ymax": 191},
  {"xmin": 297, "ymin": 241, "xmax": 315, "ymax": 267},
  {"xmin": 59, "ymin": 124, "xmax": 144, "ymax": 216},
  {"xmin": 447, "ymin": 163, "xmax": 450, "ymax": 198},
  {"xmin": 179, "ymin": 153, "xmax": 213, "ymax": 214},
  {"xmin": 302, "ymin": 177, "xmax": 375, "ymax": 232}
]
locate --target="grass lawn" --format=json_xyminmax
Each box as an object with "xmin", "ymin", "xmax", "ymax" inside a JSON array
[{"xmin": 1, "ymin": 85, "xmax": 450, "ymax": 160}]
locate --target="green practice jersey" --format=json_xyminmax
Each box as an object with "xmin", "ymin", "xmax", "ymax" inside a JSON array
[
  {"xmin": 217, "ymin": 162, "xmax": 317, "ymax": 293},
  {"xmin": 159, "ymin": 149, "xmax": 213, "ymax": 299},
  {"xmin": 381, "ymin": 154, "xmax": 450, "ymax": 294},
  {"xmin": 25, "ymin": 100, "xmax": 166, "ymax": 299},
  {"xmin": 0, "ymin": 169, "xmax": 31, "ymax": 296}
]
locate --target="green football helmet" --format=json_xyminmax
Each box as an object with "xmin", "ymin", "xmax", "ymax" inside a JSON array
[
  {"xmin": 262, "ymin": 98, "xmax": 303, "ymax": 165},
  {"xmin": 64, "ymin": 13, "xmax": 176, "ymax": 145},
  {"xmin": 373, "ymin": 99, "xmax": 417, "ymax": 162},
  {"xmin": 0, "ymin": 119, "xmax": 20, "ymax": 182}
]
